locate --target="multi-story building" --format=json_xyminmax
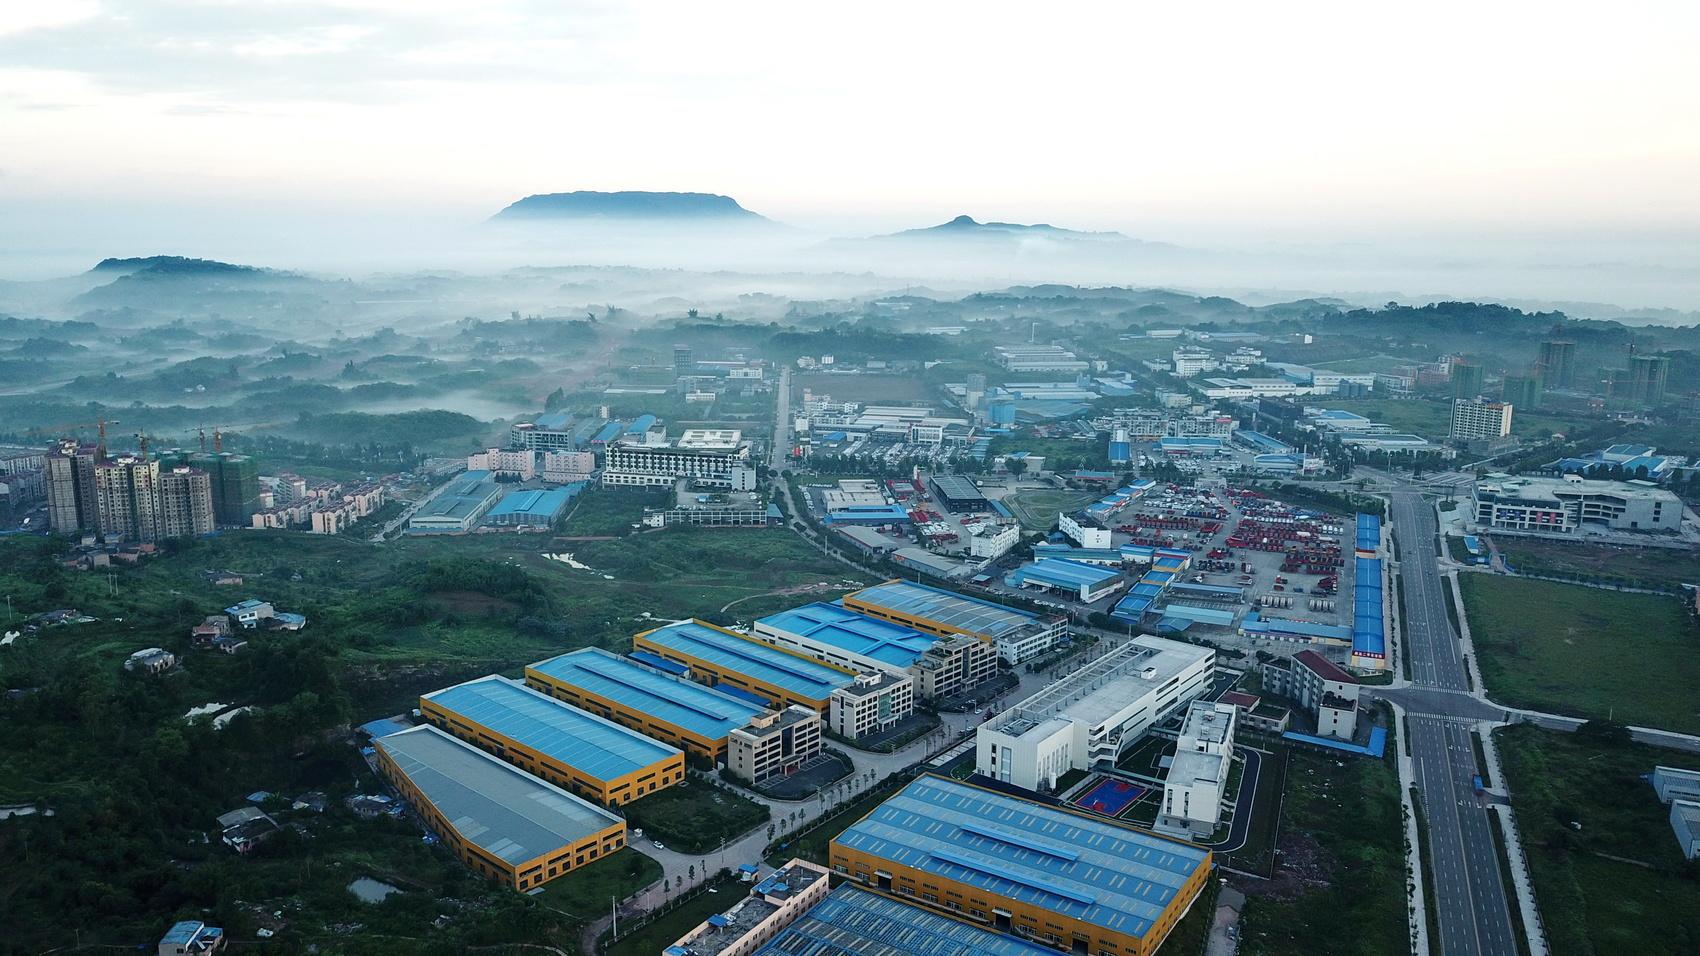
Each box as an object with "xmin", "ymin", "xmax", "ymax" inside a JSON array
[
  {"xmin": 1261, "ymin": 649, "xmax": 1359, "ymax": 740},
  {"xmin": 1502, "ymin": 374, "xmax": 1543, "ymax": 411},
  {"xmin": 967, "ymin": 522, "xmax": 1020, "ymax": 560},
  {"xmin": 827, "ymin": 671, "xmax": 914, "ymax": 739},
  {"xmin": 1057, "ymin": 511, "xmax": 1112, "ymax": 549},
  {"xmin": 666, "ymin": 859, "xmax": 832, "ymax": 956},
  {"xmin": 524, "ymin": 648, "xmax": 769, "ymax": 764},
  {"xmin": 753, "ymin": 601, "xmax": 997, "ymax": 701},
  {"xmin": 509, "ymin": 411, "xmax": 581, "ymax": 452},
  {"xmin": 1451, "ymin": 361, "xmax": 1485, "ymax": 399},
  {"xmin": 727, "ymin": 705, "xmax": 823, "ymax": 784},
  {"xmin": 842, "ymin": 579, "xmax": 1066, "ymax": 664},
  {"xmin": 830, "ymin": 775, "xmax": 1212, "ymax": 956},
  {"xmin": 45, "ymin": 440, "xmax": 99, "ymax": 533},
  {"xmin": 632, "ymin": 619, "xmax": 859, "ymax": 716},
  {"xmin": 1537, "ymin": 339, "xmax": 1576, "ymax": 388},
  {"xmin": 184, "ymin": 452, "xmax": 259, "ymax": 527},
  {"xmin": 96, "ymin": 455, "xmax": 161, "ymax": 542},
  {"xmin": 993, "ymin": 344, "xmax": 1090, "ymax": 373},
  {"xmin": 1154, "ymin": 700, "xmax": 1238, "ymax": 839},
  {"xmin": 1170, "ymin": 347, "xmax": 1217, "ymax": 378},
  {"xmin": 602, "ymin": 434, "xmax": 754, "ymax": 489},
  {"xmin": 372, "ymin": 725, "xmax": 626, "ymax": 891},
  {"xmin": 1472, "ymin": 474, "xmax": 1683, "ymax": 534},
  {"xmin": 1450, "ymin": 398, "xmax": 1513, "ymax": 441},
  {"xmin": 542, "ymin": 450, "xmax": 596, "ymax": 483},
  {"xmin": 1629, "ymin": 354, "xmax": 1671, "ymax": 405},
  {"xmin": 420, "ymin": 675, "xmax": 684, "ymax": 806},
  {"xmin": 467, "ymin": 447, "xmax": 537, "ymax": 480},
  {"xmin": 977, "ymin": 636, "xmax": 1214, "ymax": 792},
  {"xmin": 157, "ymin": 466, "xmax": 215, "ymax": 538}
]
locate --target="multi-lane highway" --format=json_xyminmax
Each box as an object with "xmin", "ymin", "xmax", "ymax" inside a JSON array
[{"xmin": 1390, "ymin": 489, "xmax": 1518, "ymax": 956}]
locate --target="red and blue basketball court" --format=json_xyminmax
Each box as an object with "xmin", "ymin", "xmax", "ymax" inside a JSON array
[{"xmin": 1073, "ymin": 776, "xmax": 1148, "ymax": 817}]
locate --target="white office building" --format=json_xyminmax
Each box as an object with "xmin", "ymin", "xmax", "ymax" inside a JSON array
[
  {"xmin": 1472, "ymin": 474, "xmax": 1684, "ymax": 534},
  {"xmin": 975, "ymin": 635, "xmax": 1214, "ymax": 792},
  {"xmin": 602, "ymin": 434, "xmax": 755, "ymax": 489},
  {"xmin": 968, "ymin": 522, "xmax": 1020, "ymax": 560},
  {"xmin": 1155, "ymin": 700, "xmax": 1239, "ymax": 840},
  {"xmin": 1058, "ymin": 511, "xmax": 1112, "ymax": 549}
]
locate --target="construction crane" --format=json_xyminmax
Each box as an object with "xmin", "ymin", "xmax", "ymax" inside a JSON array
[{"xmin": 26, "ymin": 417, "xmax": 120, "ymax": 458}]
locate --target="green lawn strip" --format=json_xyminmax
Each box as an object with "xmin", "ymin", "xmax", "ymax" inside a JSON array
[
  {"xmin": 1496, "ymin": 724, "xmax": 1700, "ymax": 955},
  {"xmin": 623, "ymin": 781, "xmax": 770, "ymax": 856},
  {"xmin": 1461, "ymin": 575, "xmax": 1700, "ymax": 733},
  {"xmin": 602, "ymin": 874, "xmax": 744, "ymax": 956},
  {"xmin": 1498, "ymin": 537, "xmax": 1700, "ymax": 592},
  {"xmin": 1237, "ymin": 745, "xmax": 1407, "ymax": 955}
]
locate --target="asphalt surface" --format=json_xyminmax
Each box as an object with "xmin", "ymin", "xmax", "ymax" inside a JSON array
[{"xmin": 1392, "ymin": 489, "xmax": 1518, "ymax": 956}]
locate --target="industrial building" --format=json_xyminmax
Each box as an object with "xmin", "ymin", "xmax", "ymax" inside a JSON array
[
  {"xmin": 525, "ymin": 648, "xmax": 769, "ymax": 762},
  {"xmin": 710, "ymin": 883, "xmax": 1061, "ymax": 956},
  {"xmin": 727, "ymin": 705, "xmax": 828, "ymax": 784},
  {"xmin": 1058, "ymin": 511, "xmax": 1111, "ymax": 549},
  {"xmin": 968, "ymin": 522, "xmax": 1021, "ymax": 559},
  {"xmin": 407, "ymin": 470, "xmax": 505, "ymax": 534},
  {"xmin": 993, "ymin": 344, "xmax": 1090, "ymax": 373},
  {"xmin": 976, "ymin": 636, "xmax": 1214, "ymax": 792},
  {"xmin": 158, "ymin": 920, "xmax": 224, "ymax": 955},
  {"xmin": 633, "ymin": 619, "xmax": 860, "ymax": 714},
  {"xmin": 1472, "ymin": 474, "xmax": 1684, "ymax": 534},
  {"xmin": 1155, "ymin": 700, "xmax": 1239, "ymax": 840},
  {"xmin": 830, "ymin": 775, "xmax": 1213, "ymax": 956},
  {"xmin": 1450, "ymin": 398, "xmax": 1513, "ymax": 441},
  {"xmin": 372, "ymin": 725, "xmax": 626, "ymax": 891},
  {"xmin": 843, "ymin": 579, "xmax": 1067, "ymax": 664},
  {"xmin": 483, "ymin": 485, "xmax": 581, "ymax": 528},
  {"xmin": 1003, "ymin": 558, "xmax": 1126, "ymax": 603},
  {"xmin": 752, "ymin": 602, "xmax": 998, "ymax": 701},
  {"xmin": 928, "ymin": 474, "xmax": 989, "ymax": 512},
  {"xmin": 664, "ymin": 859, "xmax": 833, "ymax": 956},
  {"xmin": 1547, "ymin": 443, "xmax": 1675, "ymax": 482},
  {"xmin": 1652, "ymin": 766, "xmax": 1700, "ymax": 805},
  {"xmin": 602, "ymin": 432, "xmax": 755, "ymax": 489},
  {"xmin": 419, "ymin": 675, "xmax": 685, "ymax": 806},
  {"xmin": 1261, "ymin": 649, "xmax": 1360, "ymax": 740},
  {"xmin": 509, "ymin": 411, "xmax": 587, "ymax": 451},
  {"xmin": 1671, "ymin": 800, "xmax": 1700, "ymax": 861}
]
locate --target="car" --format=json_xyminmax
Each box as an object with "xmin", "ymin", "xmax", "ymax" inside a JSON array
[{"xmin": 650, "ymin": 839, "xmax": 666, "ymax": 850}]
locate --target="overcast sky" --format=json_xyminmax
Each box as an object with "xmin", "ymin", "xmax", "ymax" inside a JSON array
[{"xmin": 2, "ymin": 1, "xmax": 1698, "ymax": 242}]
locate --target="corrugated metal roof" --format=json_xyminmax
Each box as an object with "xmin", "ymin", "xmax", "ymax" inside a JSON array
[
  {"xmin": 375, "ymin": 725, "xmax": 621, "ymax": 864},
  {"xmin": 846, "ymin": 580, "xmax": 1038, "ymax": 638},
  {"xmin": 526, "ymin": 648, "xmax": 764, "ymax": 742},
  {"xmin": 1005, "ymin": 558, "xmax": 1122, "ymax": 589},
  {"xmin": 756, "ymin": 602, "xmax": 940, "ymax": 669},
  {"xmin": 751, "ymin": 885, "xmax": 1057, "ymax": 956},
  {"xmin": 637, "ymin": 620, "xmax": 854, "ymax": 702},
  {"xmin": 422, "ymin": 676, "xmax": 679, "ymax": 783},
  {"xmin": 832, "ymin": 776, "xmax": 1208, "ymax": 942}
]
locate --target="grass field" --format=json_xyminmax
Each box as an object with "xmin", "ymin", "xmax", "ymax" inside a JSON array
[
  {"xmin": 1461, "ymin": 575, "xmax": 1700, "ymax": 733},
  {"xmin": 1328, "ymin": 398, "xmax": 1585, "ymax": 441},
  {"xmin": 1497, "ymin": 537, "xmax": 1700, "ymax": 592},
  {"xmin": 1003, "ymin": 488, "xmax": 1100, "ymax": 531},
  {"xmin": 1496, "ymin": 724, "xmax": 1700, "ymax": 956},
  {"xmin": 534, "ymin": 848, "xmax": 663, "ymax": 924},
  {"xmin": 624, "ymin": 781, "xmax": 770, "ymax": 855},
  {"xmin": 792, "ymin": 372, "xmax": 937, "ymax": 404},
  {"xmin": 1237, "ymin": 738, "xmax": 1408, "ymax": 956}
]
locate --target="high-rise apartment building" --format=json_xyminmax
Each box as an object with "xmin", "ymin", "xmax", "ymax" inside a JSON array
[
  {"xmin": 1502, "ymin": 374, "xmax": 1542, "ymax": 411},
  {"xmin": 1536, "ymin": 340, "xmax": 1576, "ymax": 388},
  {"xmin": 158, "ymin": 466, "xmax": 216, "ymax": 538},
  {"xmin": 96, "ymin": 455, "xmax": 161, "ymax": 542},
  {"xmin": 1451, "ymin": 361, "xmax": 1485, "ymax": 399},
  {"xmin": 190, "ymin": 452, "xmax": 260, "ymax": 525},
  {"xmin": 673, "ymin": 344, "xmax": 694, "ymax": 379},
  {"xmin": 1450, "ymin": 398, "xmax": 1513, "ymax": 441},
  {"xmin": 1629, "ymin": 354, "xmax": 1670, "ymax": 406},
  {"xmin": 45, "ymin": 439, "xmax": 99, "ymax": 533}
]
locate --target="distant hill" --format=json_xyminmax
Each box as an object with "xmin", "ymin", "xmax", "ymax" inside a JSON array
[
  {"xmin": 91, "ymin": 256, "xmax": 268, "ymax": 277},
  {"xmin": 887, "ymin": 215, "xmax": 1130, "ymax": 242},
  {"xmin": 491, "ymin": 191, "xmax": 769, "ymax": 222}
]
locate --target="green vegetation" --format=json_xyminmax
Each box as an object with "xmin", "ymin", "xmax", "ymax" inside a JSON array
[
  {"xmin": 624, "ymin": 781, "xmax": 770, "ymax": 855},
  {"xmin": 1498, "ymin": 537, "xmax": 1700, "ymax": 592},
  {"xmin": 768, "ymin": 775, "xmax": 908, "ymax": 866},
  {"xmin": 1497, "ymin": 724, "xmax": 1700, "ymax": 955},
  {"xmin": 792, "ymin": 371, "xmax": 935, "ymax": 404},
  {"xmin": 1461, "ymin": 575, "xmax": 1700, "ymax": 733},
  {"xmin": 1003, "ymin": 487, "xmax": 1100, "ymax": 531},
  {"xmin": 286, "ymin": 409, "xmax": 497, "ymax": 452},
  {"xmin": 603, "ymin": 874, "xmax": 742, "ymax": 956},
  {"xmin": 1329, "ymin": 398, "xmax": 1586, "ymax": 441},
  {"xmin": 1239, "ymin": 733, "xmax": 1406, "ymax": 955},
  {"xmin": 0, "ymin": 520, "xmax": 853, "ymax": 951}
]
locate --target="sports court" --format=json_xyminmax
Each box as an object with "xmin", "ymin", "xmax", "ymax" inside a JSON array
[{"xmin": 1073, "ymin": 776, "xmax": 1148, "ymax": 817}]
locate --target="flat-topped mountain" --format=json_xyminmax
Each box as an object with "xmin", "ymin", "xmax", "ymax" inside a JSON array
[{"xmin": 491, "ymin": 191, "xmax": 769, "ymax": 222}]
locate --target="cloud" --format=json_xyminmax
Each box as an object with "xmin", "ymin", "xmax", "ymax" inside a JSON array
[{"xmin": 0, "ymin": 0, "xmax": 101, "ymax": 38}]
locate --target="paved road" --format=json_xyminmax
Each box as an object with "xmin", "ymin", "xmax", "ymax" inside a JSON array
[{"xmin": 1392, "ymin": 489, "xmax": 1518, "ymax": 956}]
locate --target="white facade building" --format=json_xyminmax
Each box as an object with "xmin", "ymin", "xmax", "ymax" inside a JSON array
[
  {"xmin": 1155, "ymin": 700, "xmax": 1239, "ymax": 839},
  {"xmin": 1058, "ymin": 511, "xmax": 1112, "ymax": 549},
  {"xmin": 1171, "ymin": 348, "xmax": 1217, "ymax": 378},
  {"xmin": 467, "ymin": 448, "xmax": 538, "ymax": 481},
  {"xmin": 827, "ymin": 671, "xmax": 915, "ymax": 740},
  {"xmin": 968, "ymin": 522, "xmax": 1020, "ymax": 560},
  {"xmin": 975, "ymin": 636, "xmax": 1214, "ymax": 792},
  {"xmin": 602, "ymin": 436, "xmax": 754, "ymax": 489},
  {"xmin": 1472, "ymin": 475, "xmax": 1684, "ymax": 534},
  {"xmin": 1451, "ymin": 399, "xmax": 1513, "ymax": 441}
]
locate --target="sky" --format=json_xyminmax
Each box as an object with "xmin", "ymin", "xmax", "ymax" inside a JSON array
[{"xmin": 2, "ymin": 0, "xmax": 1699, "ymax": 299}]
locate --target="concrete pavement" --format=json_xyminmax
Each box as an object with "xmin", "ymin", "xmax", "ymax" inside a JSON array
[{"xmin": 1391, "ymin": 488, "xmax": 1518, "ymax": 956}]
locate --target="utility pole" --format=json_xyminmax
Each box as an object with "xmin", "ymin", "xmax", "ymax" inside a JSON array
[{"xmin": 610, "ymin": 895, "xmax": 617, "ymax": 936}]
